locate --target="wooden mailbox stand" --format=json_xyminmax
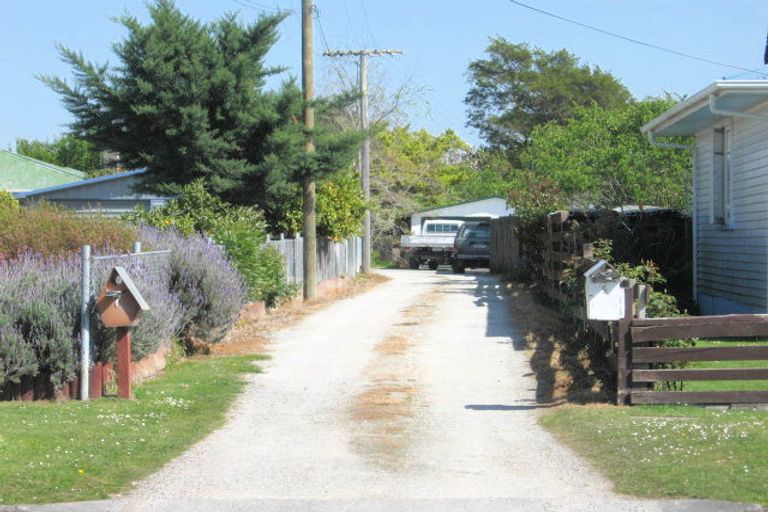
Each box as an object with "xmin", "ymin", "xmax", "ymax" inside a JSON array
[{"xmin": 95, "ymin": 266, "xmax": 150, "ymax": 399}]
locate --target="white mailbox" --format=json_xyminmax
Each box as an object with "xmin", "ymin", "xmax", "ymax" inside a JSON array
[{"xmin": 584, "ymin": 260, "xmax": 625, "ymax": 321}]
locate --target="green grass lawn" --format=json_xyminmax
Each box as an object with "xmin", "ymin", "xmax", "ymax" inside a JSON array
[
  {"xmin": 0, "ymin": 355, "xmax": 266, "ymax": 505},
  {"xmin": 681, "ymin": 340, "xmax": 768, "ymax": 392},
  {"xmin": 541, "ymin": 405, "xmax": 768, "ymax": 506}
]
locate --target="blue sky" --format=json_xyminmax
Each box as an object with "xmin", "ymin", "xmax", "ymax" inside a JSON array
[{"xmin": 1, "ymin": 0, "xmax": 767, "ymax": 150}]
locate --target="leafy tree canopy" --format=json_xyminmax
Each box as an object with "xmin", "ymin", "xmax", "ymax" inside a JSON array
[
  {"xmin": 373, "ymin": 127, "xmax": 472, "ymax": 210},
  {"xmin": 269, "ymin": 169, "xmax": 366, "ymax": 241},
  {"xmin": 510, "ymin": 97, "xmax": 692, "ymax": 219},
  {"xmin": 465, "ymin": 38, "xmax": 632, "ymax": 156},
  {"xmin": 15, "ymin": 135, "xmax": 103, "ymax": 175}
]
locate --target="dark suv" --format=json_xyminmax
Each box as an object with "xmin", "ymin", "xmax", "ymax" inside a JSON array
[{"xmin": 451, "ymin": 221, "xmax": 490, "ymax": 273}]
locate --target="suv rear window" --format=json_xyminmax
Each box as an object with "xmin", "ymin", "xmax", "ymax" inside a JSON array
[{"xmin": 461, "ymin": 223, "xmax": 490, "ymax": 239}]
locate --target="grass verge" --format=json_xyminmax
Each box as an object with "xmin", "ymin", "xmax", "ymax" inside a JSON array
[
  {"xmin": 540, "ymin": 405, "xmax": 768, "ymax": 506},
  {"xmin": 0, "ymin": 355, "xmax": 266, "ymax": 505}
]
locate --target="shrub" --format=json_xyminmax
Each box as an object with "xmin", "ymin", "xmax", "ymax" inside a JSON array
[
  {"xmin": 0, "ymin": 191, "xmax": 19, "ymax": 212},
  {"xmin": 214, "ymin": 217, "xmax": 296, "ymax": 305},
  {"xmin": 0, "ymin": 219, "xmax": 244, "ymax": 394},
  {"xmin": 0, "ymin": 255, "xmax": 81, "ymax": 390},
  {"xmin": 0, "ymin": 204, "xmax": 135, "ymax": 260},
  {"xmin": 126, "ymin": 181, "xmax": 293, "ymax": 304},
  {"xmin": 0, "ymin": 325, "xmax": 38, "ymax": 387},
  {"xmin": 139, "ymin": 227, "xmax": 247, "ymax": 343}
]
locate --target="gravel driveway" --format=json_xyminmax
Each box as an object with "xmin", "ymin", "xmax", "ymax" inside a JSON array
[{"xmin": 15, "ymin": 270, "xmax": 761, "ymax": 512}]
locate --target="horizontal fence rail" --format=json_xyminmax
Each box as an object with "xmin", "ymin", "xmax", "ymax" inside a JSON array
[
  {"xmin": 631, "ymin": 391, "xmax": 768, "ymax": 405},
  {"xmin": 620, "ymin": 287, "xmax": 768, "ymax": 406},
  {"xmin": 630, "ymin": 315, "xmax": 768, "ymax": 342}
]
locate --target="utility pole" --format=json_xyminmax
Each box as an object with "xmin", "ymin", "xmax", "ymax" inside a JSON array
[
  {"xmin": 323, "ymin": 49, "xmax": 402, "ymax": 274},
  {"xmin": 302, "ymin": 0, "xmax": 317, "ymax": 300}
]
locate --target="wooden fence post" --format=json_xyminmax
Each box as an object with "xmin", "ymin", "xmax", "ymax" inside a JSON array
[
  {"xmin": 116, "ymin": 327, "xmax": 133, "ymax": 399},
  {"xmin": 616, "ymin": 280, "xmax": 635, "ymax": 405}
]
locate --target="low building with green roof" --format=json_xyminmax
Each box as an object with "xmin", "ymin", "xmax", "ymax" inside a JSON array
[{"xmin": 0, "ymin": 150, "xmax": 86, "ymax": 193}]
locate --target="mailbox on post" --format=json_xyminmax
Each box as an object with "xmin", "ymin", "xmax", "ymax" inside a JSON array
[
  {"xmin": 95, "ymin": 267, "xmax": 149, "ymax": 399},
  {"xmin": 584, "ymin": 260, "xmax": 625, "ymax": 321},
  {"xmin": 95, "ymin": 267, "xmax": 149, "ymax": 327}
]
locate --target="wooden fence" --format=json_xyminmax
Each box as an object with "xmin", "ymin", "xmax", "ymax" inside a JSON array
[
  {"xmin": 490, "ymin": 210, "xmax": 768, "ymax": 406},
  {"xmin": 489, "ymin": 216, "xmax": 521, "ymax": 274},
  {"xmin": 616, "ymin": 284, "xmax": 768, "ymax": 405}
]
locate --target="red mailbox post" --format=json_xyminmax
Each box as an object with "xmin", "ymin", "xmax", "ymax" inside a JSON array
[{"xmin": 95, "ymin": 267, "xmax": 149, "ymax": 399}]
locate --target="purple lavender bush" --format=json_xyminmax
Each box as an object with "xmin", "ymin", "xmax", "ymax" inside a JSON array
[
  {"xmin": 0, "ymin": 254, "xmax": 80, "ymax": 390},
  {"xmin": 139, "ymin": 227, "xmax": 246, "ymax": 343},
  {"xmin": 0, "ymin": 225, "xmax": 245, "ymax": 395}
]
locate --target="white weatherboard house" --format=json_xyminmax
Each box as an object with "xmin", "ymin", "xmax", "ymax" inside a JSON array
[
  {"xmin": 643, "ymin": 80, "xmax": 768, "ymax": 315},
  {"xmin": 409, "ymin": 197, "xmax": 515, "ymax": 235}
]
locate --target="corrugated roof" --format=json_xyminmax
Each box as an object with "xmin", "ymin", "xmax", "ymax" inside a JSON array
[
  {"xmin": 14, "ymin": 168, "xmax": 147, "ymax": 199},
  {"xmin": 0, "ymin": 150, "xmax": 86, "ymax": 192},
  {"xmin": 413, "ymin": 197, "xmax": 509, "ymax": 216}
]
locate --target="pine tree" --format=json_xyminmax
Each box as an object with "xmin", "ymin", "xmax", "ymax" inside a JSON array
[{"xmin": 42, "ymin": 0, "xmax": 361, "ymax": 230}]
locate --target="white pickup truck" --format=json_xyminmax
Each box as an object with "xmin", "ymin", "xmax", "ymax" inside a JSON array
[{"xmin": 400, "ymin": 219, "xmax": 463, "ymax": 270}]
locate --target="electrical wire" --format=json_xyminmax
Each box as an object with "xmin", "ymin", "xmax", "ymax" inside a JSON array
[
  {"xmin": 359, "ymin": 0, "xmax": 378, "ymax": 48},
  {"xmin": 508, "ymin": 0, "xmax": 768, "ymax": 76},
  {"xmin": 233, "ymin": 0, "xmax": 288, "ymax": 14},
  {"xmin": 315, "ymin": 8, "xmax": 356, "ymax": 90}
]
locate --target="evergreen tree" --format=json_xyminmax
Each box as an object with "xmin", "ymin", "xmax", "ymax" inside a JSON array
[{"xmin": 42, "ymin": 0, "xmax": 361, "ymax": 230}]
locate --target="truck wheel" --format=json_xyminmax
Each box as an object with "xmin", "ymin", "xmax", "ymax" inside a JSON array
[
  {"xmin": 452, "ymin": 260, "xmax": 465, "ymax": 274},
  {"xmin": 409, "ymin": 257, "xmax": 420, "ymax": 270},
  {"xmin": 428, "ymin": 260, "xmax": 439, "ymax": 270}
]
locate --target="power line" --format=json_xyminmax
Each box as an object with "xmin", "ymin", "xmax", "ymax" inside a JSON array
[
  {"xmin": 391, "ymin": 57, "xmax": 468, "ymax": 129},
  {"xmin": 507, "ymin": 0, "xmax": 768, "ymax": 76},
  {"xmin": 324, "ymin": 48, "xmax": 403, "ymax": 274},
  {"xmin": 314, "ymin": 9, "xmax": 355, "ymax": 89},
  {"xmin": 359, "ymin": 0, "xmax": 378, "ymax": 48},
  {"xmin": 233, "ymin": 0, "xmax": 289, "ymax": 14}
]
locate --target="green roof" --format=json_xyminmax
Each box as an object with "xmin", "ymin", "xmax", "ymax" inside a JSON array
[{"xmin": 0, "ymin": 150, "xmax": 86, "ymax": 192}]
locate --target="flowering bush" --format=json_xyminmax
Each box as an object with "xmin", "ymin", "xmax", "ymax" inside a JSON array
[
  {"xmin": 0, "ymin": 255, "xmax": 80, "ymax": 389},
  {"xmin": 126, "ymin": 181, "xmax": 293, "ymax": 304},
  {"xmin": 139, "ymin": 227, "xmax": 247, "ymax": 343},
  {"xmin": 0, "ymin": 234, "xmax": 244, "ymax": 394}
]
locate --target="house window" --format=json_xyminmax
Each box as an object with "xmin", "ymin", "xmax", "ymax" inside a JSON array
[{"xmin": 712, "ymin": 126, "xmax": 732, "ymax": 226}]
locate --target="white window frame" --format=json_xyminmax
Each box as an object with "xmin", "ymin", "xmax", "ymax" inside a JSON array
[{"xmin": 711, "ymin": 124, "xmax": 734, "ymax": 227}]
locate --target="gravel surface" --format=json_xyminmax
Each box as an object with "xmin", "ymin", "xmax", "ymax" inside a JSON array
[{"xmin": 11, "ymin": 270, "xmax": 762, "ymax": 512}]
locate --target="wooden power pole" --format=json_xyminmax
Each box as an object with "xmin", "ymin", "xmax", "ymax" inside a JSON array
[
  {"xmin": 302, "ymin": 0, "xmax": 317, "ymax": 300},
  {"xmin": 323, "ymin": 49, "xmax": 402, "ymax": 274}
]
